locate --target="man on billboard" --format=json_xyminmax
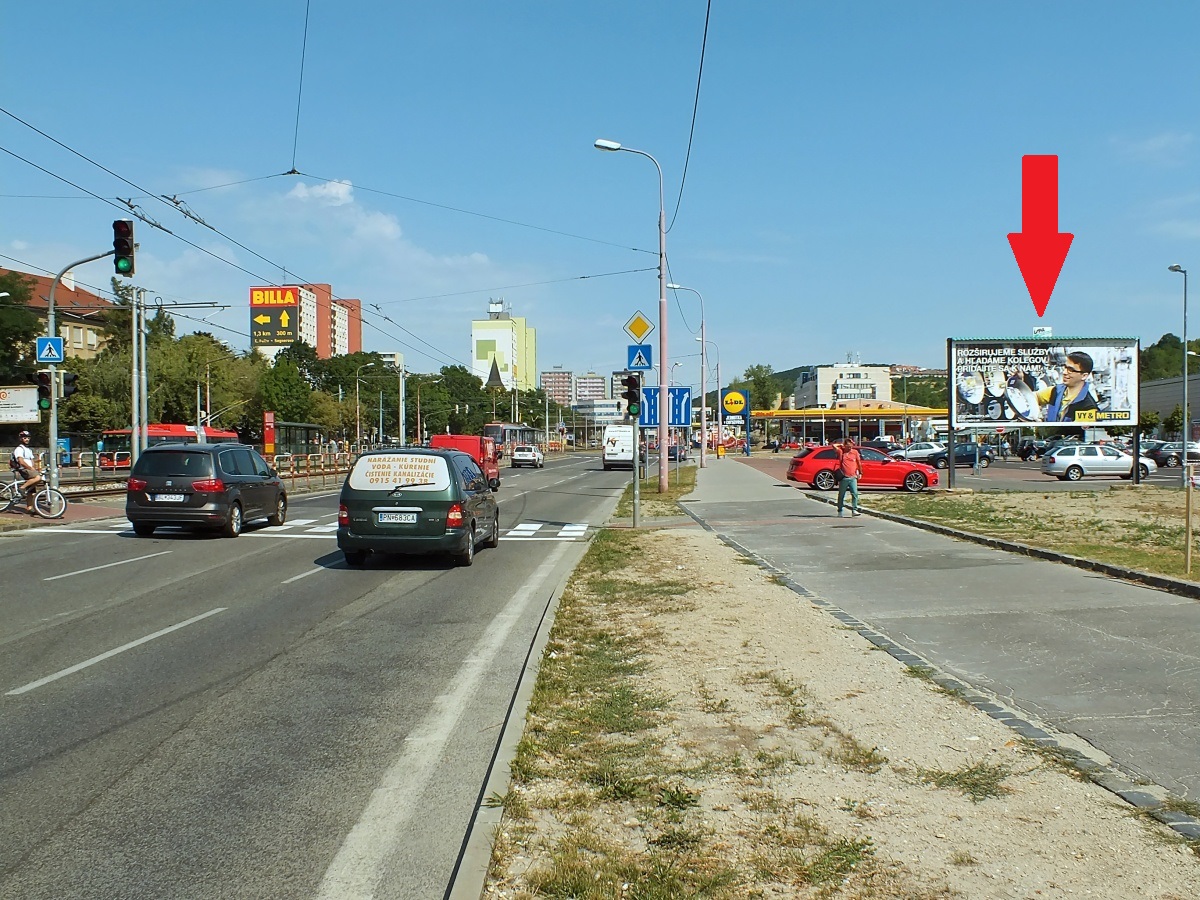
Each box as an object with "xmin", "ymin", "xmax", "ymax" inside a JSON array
[{"xmin": 1036, "ymin": 350, "xmax": 1099, "ymax": 423}]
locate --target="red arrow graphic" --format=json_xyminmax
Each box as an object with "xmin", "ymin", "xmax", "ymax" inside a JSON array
[{"xmin": 1007, "ymin": 155, "xmax": 1073, "ymax": 317}]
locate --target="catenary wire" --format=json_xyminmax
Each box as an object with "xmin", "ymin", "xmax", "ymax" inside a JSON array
[{"xmin": 666, "ymin": 0, "xmax": 712, "ymax": 234}]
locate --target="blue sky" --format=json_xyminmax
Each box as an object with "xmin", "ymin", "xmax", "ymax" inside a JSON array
[{"xmin": 4, "ymin": 2, "xmax": 1199, "ymax": 392}]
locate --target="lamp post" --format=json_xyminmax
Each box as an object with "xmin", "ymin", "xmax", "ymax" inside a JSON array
[
  {"xmin": 355, "ymin": 362, "xmax": 377, "ymax": 446},
  {"xmin": 1171, "ymin": 264, "xmax": 1189, "ymax": 488},
  {"xmin": 667, "ymin": 283, "xmax": 708, "ymax": 468},
  {"xmin": 415, "ymin": 377, "xmax": 442, "ymax": 444},
  {"xmin": 596, "ymin": 138, "xmax": 669, "ymax": 493},
  {"xmin": 698, "ymin": 337, "xmax": 721, "ymax": 457}
]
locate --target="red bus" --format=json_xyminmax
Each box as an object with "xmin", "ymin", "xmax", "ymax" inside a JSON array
[{"xmin": 98, "ymin": 424, "xmax": 240, "ymax": 468}]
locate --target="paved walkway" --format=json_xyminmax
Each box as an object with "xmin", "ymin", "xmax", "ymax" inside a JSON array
[{"xmin": 679, "ymin": 455, "xmax": 1200, "ymax": 838}]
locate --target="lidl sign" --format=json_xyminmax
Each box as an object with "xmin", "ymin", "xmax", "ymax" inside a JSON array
[{"xmin": 722, "ymin": 390, "xmax": 747, "ymax": 416}]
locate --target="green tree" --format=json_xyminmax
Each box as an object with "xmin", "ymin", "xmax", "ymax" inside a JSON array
[
  {"xmin": 739, "ymin": 364, "xmax": 788, "ymax": 411},
  {"xmin": 1164, "ymin": 404, "xmax": 1184, "ymax": 438},
  {"xmin": 1139, "ymin": 409, "xmax": 1161, "ymax": 434},
  {"xmin": 260, "ymin": 359, "xmax": 313, "ymax": 422},
  {"xmin": 0, "ymin": 270, "xmax": 41, "ymax": 381},
  {"xmin": 893, "ymin": 376, "xmax": 947, "ymax": 409}
]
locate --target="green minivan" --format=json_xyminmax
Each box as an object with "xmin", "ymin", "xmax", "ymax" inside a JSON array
[{"xmin": 337, "ymin": 447, "xmax": 500, "ymax": 567}]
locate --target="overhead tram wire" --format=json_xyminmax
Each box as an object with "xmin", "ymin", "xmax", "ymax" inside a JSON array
[
  {"xmin": 290, "ymin": 0, "xmax": 313, "ymax": 174},
  {"xmin": 666, "ymin": 0, "xmax": 712, "ymax": 234}
]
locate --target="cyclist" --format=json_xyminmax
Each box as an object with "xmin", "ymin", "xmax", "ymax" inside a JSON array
[{"xmin": 10, "ymin": 430, "xmax": 44, "ymax": 513}]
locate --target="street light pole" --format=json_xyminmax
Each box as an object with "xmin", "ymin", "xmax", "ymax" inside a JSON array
[
  {"xmin": 355, "ymin": 362, "xmax": 375, "ymax": 446},
  {"xmin": 596, "ymin": 138, "xmax": 669, "ymax": 493},
  {"xmin": 668, "ymin": 283, "xmax": 707, "ymax": 468},
  {"xmin": 1171, "ymin": 265, "xmax": 1189, "ymax": 488}
]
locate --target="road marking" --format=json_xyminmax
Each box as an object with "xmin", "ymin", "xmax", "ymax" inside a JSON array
[
  {"xmin": 503, "ymin": 523, "xmax": 589, "ymax": 541},
  {"xmin": 5, "ymin": 607, "xmax": 227, "ymax": 696},
  {"xmin": 315, "ymin": 544, "xmax": 569, "ymax": 899},
  {"xmin": 43, "ymin": 550, "xmax": 173, "ymax": 581},
  {"xmin": 281, "ymin": 567, "xmax": 325, "ymax": 584}
]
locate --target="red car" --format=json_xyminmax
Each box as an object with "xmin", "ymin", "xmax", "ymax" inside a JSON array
[{"xmin": 786, "ymin": 445, "xmax": 939, "ymax": 492}]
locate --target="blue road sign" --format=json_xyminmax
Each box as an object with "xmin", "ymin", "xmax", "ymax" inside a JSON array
[
  {"xmin": 36, "ymin": 336, "xmax": 64, "ymax": 364},
  {"xmin": 627, "ymin": 344, "xmax": 653, "ymax": 371},
  {"xmin": 639, "ymin": 386, "xmax": 660, "ymax": 427},
  {"xmin": 667, "ymin": 386, "xmax": 692, "ymax": 427}
]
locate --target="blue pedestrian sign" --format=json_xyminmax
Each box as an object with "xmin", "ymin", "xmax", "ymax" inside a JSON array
[
  {"xmin": 667, "ymin": 386, "xmax": 692, "ymax": 427},
  {"xmin": 36, "ymin": 336, "xmax": 64, "ymax": 364},
  {"xmin": 638, "ymin": 386, "xmax": 660, "ymax": 427},
  {"xmin": 627, "ymin": 344, "xmax": 653, "ymax": 371}
]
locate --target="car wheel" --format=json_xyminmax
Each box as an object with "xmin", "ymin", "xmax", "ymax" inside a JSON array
[
  {"xmin": 902, "ymin": 471, "xmax": 928, "ymax": 492},
  {"xmin": 1065, "ymin": 465, "xmax": 1084, "ymax": 482},
  {"xmin": 132, "ymin": 522, "xmax": 156, "ymax": 536},
  {"xmin": 979, "ymin": 457, "xmax": 990, "ymax": 468},
  {"xmin": 223, "ymin": 502, "xmax": 243, "ymax": 538},
  {"xmin": 1167, "ymin": 455, "xmax": 1181, "ymax": 468},
  {"xmin": 813, "ymin": 470, "xmax": 837, "ymax": 491},
  {"xmin": 485, "ymin": 510, "xmax": 500, "ymax": 548},
  {"xmin": 343, "ymin": 549, "xmax": 368, "ymax": 567},
  {"xmin": 935, "ymin": 458, "xmax": 948, "ymax": 469},
  {"xmin": 455, "ymin": 525, "xmax": 476, "ymax": 567},
  {"xmin": 267, "ymin": 495, "xmax": 287, "ymax": 526},
  {"xmin": 1139, "ymin": 464, "xmax": 1150, "ymax": 479}
]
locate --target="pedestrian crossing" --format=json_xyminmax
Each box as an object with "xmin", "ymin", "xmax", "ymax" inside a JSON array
[{"xmin": 84, "ymin": 518, "xmax": 594, "ymax": 542}]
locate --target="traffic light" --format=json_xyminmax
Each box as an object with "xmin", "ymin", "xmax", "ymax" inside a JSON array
[
  {"xmin": 35, "ymin": 372, "xmax": 52, "ymax": 410},
  {"xmin": 112, "ymin": 219, "xmax": 135, "ymax": 276},
  {"xmin": 61, "ymin": 372, "xmax": 79, "ymax": 399},
  {"xmin": 621, "ymin": 373, "xmax": 642, "ymax": 418}
]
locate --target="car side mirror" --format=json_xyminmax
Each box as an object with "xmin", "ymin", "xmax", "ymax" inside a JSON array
[{"xmin": 488, "ymin": 477, "xmax": 500, "ymax": 491}]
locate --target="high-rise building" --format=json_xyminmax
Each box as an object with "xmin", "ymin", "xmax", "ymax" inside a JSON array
[
  {"xmin": 575, "ymin": 372, "xmax": 607, "ymax": 401},
  {"xmin": 472, "ymin": 299, "xmax": 536, "ymax": 390},
  {"xmin": 540, "ymin": 368, "xmax": 573, "ymax": 405}
]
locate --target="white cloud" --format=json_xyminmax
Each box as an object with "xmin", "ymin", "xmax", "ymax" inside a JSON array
[
  {"xmin": 1111, "ymin": 131, "xmax": 1195, "ymax": 167},
  {"xmin": 287, "ymin": 179, "xmax": 355, "ymax": 206}
]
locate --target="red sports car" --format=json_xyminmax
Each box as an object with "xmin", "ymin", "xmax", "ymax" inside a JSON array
[{"xmin": 786, "ymin": 445, "xmax": 939, "ymax": 492}]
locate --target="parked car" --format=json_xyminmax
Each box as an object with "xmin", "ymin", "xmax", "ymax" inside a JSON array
[
  {"xmin": 1040, "ymin": 443, "xmax": 1157, "ymax": 481},
  {"xmin": 888, "ymin": 441, "xmax": 946, "ymax": 462},
  {"xmin": 126, "ymin": 442, "xmax": 287, "ymax": 538},
  {"xmin": 860, "ymin": 440, "xmax": 904, "ymax": 454},
  {"xmin": 786, "ymin": 445, "xmax": 938, "ymax": 492},
  {"xmin": 927, "ymin": 444, "xmax": 996, "ymax": 469},
  {"xmin": 667, "ymin": 445, "xmax": 690, "ymax": 461},
  {"xmin": 1146, "ymin": 441, "xmax": 1200, "ymax": 469},
  {"xmin": 509, "ymin": 444, "xmax": 545, "ymax": 468},
  {"xmin": 337, "ymin": 447, "xmax": 500, "ymax": 567}
]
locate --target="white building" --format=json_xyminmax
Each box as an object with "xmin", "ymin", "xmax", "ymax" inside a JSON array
[
  {"xmin": 794, "ymin": 363, "xmax": 892, "ymax": 408},
  {"xmin": 471, "ymin": 299, "xmax": 536, "ymax": 390}
]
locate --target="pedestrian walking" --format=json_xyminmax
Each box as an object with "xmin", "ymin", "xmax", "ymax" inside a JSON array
[{"xmin": 834, "ymin": 437, "xmax": 862, "ymax": 517}]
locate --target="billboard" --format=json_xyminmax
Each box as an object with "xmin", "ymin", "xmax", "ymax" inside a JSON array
[
  {"xmin": 949, "ymin": 338, "xmax": 1138, "ymax": 429},
  {"xmin": 249, "ymin": 286, "xmax": 299, "ymax": 347}
]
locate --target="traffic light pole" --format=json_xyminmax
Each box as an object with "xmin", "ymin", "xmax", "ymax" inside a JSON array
[
  {"xmin": 632, "ymin": 416, "xmax": 640, "ymax": 529},
  {"xmin": 46, "ymin": 250, "xmax": 114, "ymax": 489}
]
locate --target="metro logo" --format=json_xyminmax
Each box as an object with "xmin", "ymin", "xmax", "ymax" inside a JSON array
[{"xmin": 249, "ymin": 287, "xmax": 299, "ymax": 307}]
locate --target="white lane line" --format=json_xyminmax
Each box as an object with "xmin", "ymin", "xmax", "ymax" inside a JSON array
[
  {"xmin": 43, "ymin": 550, "xmax": 173, "ymax": 582},
  {"xmin": 244, "ymin": 532, "xmax": 336, "ymax": 540},
  {"xmin": 281, "ymin": 567, "xmax": 325, "ymax": 584},
  {"xmin": 316, "ymin": 544, "xmax": 571, "ymax": 899},
  {"xmin": 5, "ymin": 607, "xmax": 227, "ymax": 696}
]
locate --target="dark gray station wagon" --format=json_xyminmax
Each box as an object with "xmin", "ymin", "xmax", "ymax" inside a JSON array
[
  {"xmin": 337, "ymin": 447, "xmax": 500, "ymax": 567},
  {"xmin": 126, "ymin": 442, "xmax": 287, "ymax": 537}
]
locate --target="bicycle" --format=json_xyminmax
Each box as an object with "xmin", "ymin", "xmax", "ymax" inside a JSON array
[{"xmin": 1, "ymin": 471, "xmax": 67, "ymax": 519}]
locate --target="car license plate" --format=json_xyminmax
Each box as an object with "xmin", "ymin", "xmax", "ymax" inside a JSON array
[
  {"xmin": 153, "ymin": 493, "xmax": 185, "ymax": 502},
  {"xmin": 378, "ymin": 512, "xmax": 417, "ymax": 524}
]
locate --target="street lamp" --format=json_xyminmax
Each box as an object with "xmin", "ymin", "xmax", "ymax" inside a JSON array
[
  {"xmin": 596, "ymin": 137, "xmax": 669, "ymax": 493},
  {"xmin": 355, "ymin": 362, "xmax": 377, "ymax": 446},
  {"xmin": 667, "ymin": 283, "xmax": 708, "ymax": 468},
  {"xmin": 1171, "ymin": 264, "xmax": 1189, "ymax": 487},
  {"xmin": 697, "ymin": 337, "xmax": 721, "ymax": 457},
  {"xmin": 415, "ymin": 377, "xmax": 442, "ymax": 444}
]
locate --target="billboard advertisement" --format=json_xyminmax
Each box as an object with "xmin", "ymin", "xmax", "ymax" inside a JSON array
[
  {"xmin": 949, "ymin": 338, "xmax": 1138, "ymax": 429},
  {"xmin": 249, "ymin": 286, "xmax": 299, "ymax": 347}
]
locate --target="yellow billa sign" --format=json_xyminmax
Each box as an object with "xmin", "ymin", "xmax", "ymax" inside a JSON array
[
  {"xmin": 722, "ymin": 390, "xmax": 747, "ymax": 415},
  {"xmin": 624, "ymin": 311, "xmax": 654, "ymax": 344}
]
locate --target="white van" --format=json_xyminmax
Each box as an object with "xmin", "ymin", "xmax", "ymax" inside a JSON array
[{"xmin": 602, "ymin": 424, "xmax": 635, "ymax": 470}]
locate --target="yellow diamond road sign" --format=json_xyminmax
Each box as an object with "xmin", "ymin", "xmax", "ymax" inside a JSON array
[{"xmin": 624, "ymin": 311, "xmax": 654, "ymax": 343}]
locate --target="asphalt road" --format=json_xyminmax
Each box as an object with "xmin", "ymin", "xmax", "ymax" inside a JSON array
[{"xmin": 0, "ymin": 454, "xmax": 627, "ymax": 900}]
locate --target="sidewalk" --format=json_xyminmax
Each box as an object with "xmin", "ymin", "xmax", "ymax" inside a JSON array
[
  {"xmin": 678, "ymin": 455, "xmax": 1200, "ymax": 834},
  {"xmin": 0, "ymin": 494, "xmax": 126, "ymax": 533}
]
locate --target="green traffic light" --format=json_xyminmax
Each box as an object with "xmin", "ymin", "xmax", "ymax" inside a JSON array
[
  {"xmin": 115, "ymin": 257, "xmax": 134, "ymax": 274},
  {"xmin": 38, "ymin": 398, "xmax": 51, "ymax": 410}
]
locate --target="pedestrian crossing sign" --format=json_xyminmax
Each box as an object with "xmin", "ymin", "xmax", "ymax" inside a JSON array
[
  {"xmin": 627, "ymin": 344, "xmax": 653, "ymax": 371},
  {"xmin": 36, "ymin": 336, "xmax": 64, "ymax": 364}
]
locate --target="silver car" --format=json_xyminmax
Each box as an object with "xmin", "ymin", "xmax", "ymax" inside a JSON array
[
  {"xmin": 1040, "ymin": 443, "xmax": 1156, "ymax": 481},
  {"xmin": 510, "ymin": 444, "xmax": 544, "ymax": 468},
  {"xmin": 888, "ymin": 441, "xmax": 945, "ymax": 461}
]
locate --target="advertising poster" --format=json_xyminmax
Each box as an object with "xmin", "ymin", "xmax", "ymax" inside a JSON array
[{"xmin": 949, "ymin": 338, "xmax": 1138, "ymax": 429}]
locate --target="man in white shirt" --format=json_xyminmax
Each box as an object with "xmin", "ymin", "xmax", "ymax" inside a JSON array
[{"xmin": 11, "ymin": 430, "xmax": 42, "ymax": 512}]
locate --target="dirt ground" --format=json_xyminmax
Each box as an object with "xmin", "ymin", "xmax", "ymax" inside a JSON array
[{"xmin": 485, "ymin": 520, "xmax": 1200, "ymax": 899}]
